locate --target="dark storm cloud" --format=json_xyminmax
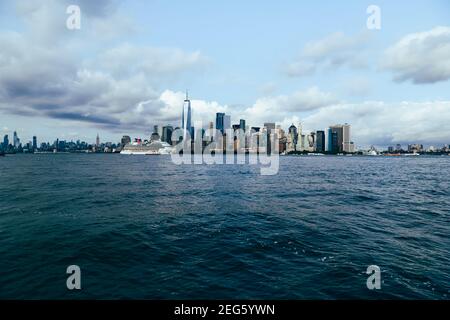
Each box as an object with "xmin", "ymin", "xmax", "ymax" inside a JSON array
[{"xmin": 47, "ymin": 111, "xmax": 120, "ymax": 126}]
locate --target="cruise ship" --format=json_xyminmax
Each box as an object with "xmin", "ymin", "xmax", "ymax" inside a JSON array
[{"xmin": 120, "ymin": 139, "xmax": 173, "ymax": 155}]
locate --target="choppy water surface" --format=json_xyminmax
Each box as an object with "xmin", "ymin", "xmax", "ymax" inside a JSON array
[{"xmin": 0, "ymin": 154, "xmax": 449, "ymax": 299}]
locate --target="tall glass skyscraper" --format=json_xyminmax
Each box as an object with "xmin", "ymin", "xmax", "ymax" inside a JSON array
[
  {"xmin": 316, "ymin": 130, "xmax": 325, "ymax": 153},
  {"xmin": 182, "ymin": 91, "xmax": 192, "ymax": 140},
  {"xmin": 216, "ymin": 113, "xmax": 225, "ymax": 133},
  {"xmin": 239, "ymin": 119, "xmax": 246, "ymax": 132},
  {"xmin": 329, "ymin": 125, "xmax": 344, "ymax": 153}
]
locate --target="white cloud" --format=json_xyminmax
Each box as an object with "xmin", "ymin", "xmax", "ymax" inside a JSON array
[
  {"xmin": 383, "ymin": 26, "xmax": 450, "ymax": 84},
  {"xmin": 302, "ymin": 101, "xmax": 450, "ymax": 147},
  {"xmin": 285, "ymin": 32, "xmax": 370, "ymax": 77}
]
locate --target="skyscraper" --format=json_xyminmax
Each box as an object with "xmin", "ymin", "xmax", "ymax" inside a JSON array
[
  {"xmin": 239, "ymin": 119, "xmax": 246, "ymax": 132},
  {"xmin": 32, "ymin": 136, "xmax": 37, "ymax": 151},
  {"xmin": 182, "ymin": 91, "xmax": 192, "ymax": 140},
  {"xmin": 3, "ymin": 135, "xmax": 9, "ymax": 149},
  {"xmin": 327, "ymin": 128, "xmax": 333, "ymax": 152},
  {"xmin": 216, "ymin": 113, "xmax": 225, "ymax": 133},
  {"xmin": 162, "ymin": 126, "xmax": 173, "ymax": 144},
  {"xmin": 342, "ymin": 124, "xmax": 351, "ymax": 153},
  {"xmin": 224, "ymin": 115, "xmax": 231, "ymax": 132},
  {"xmin": 316, "ymin": 131, "xmax": 325, "ymax": 153},
  {"xmin": 329, "ymin": 125, "xmax": 344, "ymax": 153},
  {"xmin": 96, "ymin": 134, "xmax": 100, "ymax": 147},
  {"xmin": 13, "ymin": 131, "xmax": 19, "ymax": 148}
]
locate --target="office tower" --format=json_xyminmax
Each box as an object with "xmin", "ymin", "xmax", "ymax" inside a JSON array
[
  {"xmin": 181, "ymin": 91, "xmax": 192, "ymax": 139},
  {"xmin": 316, "ymin": 131, "xmax": 325, "ymax": 153},
  {"xmin": 96, "ymin": 134, "xmax": 100, "ymax": 147},
  {"xmin": 327, "ymin": 128, "xmax": 333, "ymax": 152},
  {"xmin": 329, "ymin": 125, "xmax": 344, "ymax": 153},
  {"xmin": 240, "ymin": 119, "xmax": 246, "ymax": 132},
  {"xmin": 162, "ymin": 126, "xmax": 173, "ymax": 144},
  {"xmin": 264, "ymin": 123, "xmax": 276, "ymax": 133},
  {"xmin": 13, "ymin": 131, "xmax": 19, "ymax": 148},
  {"xmin": 3, "ymin": 135, "xmax": 9, "ymax": 149},
  {"xmin": 216, "ymin": 113, "xmax": 225, "ymax": 133},
  {"xmin": 342, "ymin": 124, "xmax": 351, "ymax": 153},
  {"xmin": 331, "ymin": 131, "xmax": 339, "ymax": 153},
  {"xmin": 208, "ymin": 121, "xmax": 214, "ymax": 130},
  {"xmin": 224, "ymin": 115, "xmax": 231, "ymax": 132},
  {"xmin": 288, "ymin": 124, "xmax": 298, "ymax": 144},
  {"xmin": 32, "ymin": 136, "xmax": 37, "ymax": 151},
  {"xmin": 232, "ymin": 124, "xmax": 240, "ymax": 131},
  {"xmin": 153, "ymin": 125, "xmax": 159, "ymax": 135}
]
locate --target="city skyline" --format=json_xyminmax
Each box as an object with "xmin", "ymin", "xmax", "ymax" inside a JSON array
[{"xmin": 1, "ymin": 1, "xmax": 450, "ymax": 147}]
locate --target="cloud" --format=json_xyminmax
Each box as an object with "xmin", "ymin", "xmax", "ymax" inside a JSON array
[
  {"xmin": 95, "ymin": 43, "xmax": 209, "ymax": 81},
  {"xmin": 0, "ymin": 1, "xmax": 210, "ymax": 133},
  {"xmin": 383, "ymin": 26, "xmax": 450, "ymax": 84},
  {"xmin": 302, "ymin": 101, "xmax": 450, "ymax": 147},
  {"xmin": 285, "ymin": 32, "xmax": 370, "ymax": 77}
]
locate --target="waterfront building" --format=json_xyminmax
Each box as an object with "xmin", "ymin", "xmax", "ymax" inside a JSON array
[
  {"xmin": 32, "ymin": 136, "xmax": 37, "ymax": 151},
  {"xmin": 240, "ymin": 119, "xmax": 246, "ymax": 132},
  {"xmin": 329, "ymin": 125, "xmax": 344, "ymax": 153},
  {"xmin": 182, "ymin": 91, "xmax": 193, "ymax": 140},
  {"xmin": 342, "ymin": 124, "xmax": 352, "ymax": 153},
  {"xmin": 3, "ymin": 135, "xmax": 9, "ymax": 149},
  {"xmin": 288, "ymin": 124, "xmax": 298, "ymax": 150},
  {"xmin": 13, "ymin": 131, "xmax": 20, "ymax": 148},
  {"xmin": 216, "ymin": 113, "xmax": 225, "ymax": 133},
  {"xmin": 224, "ymin": 115, "xmax": 231, "ymax": 132},
  {"xmin": 162, "ymin": 126, "xmax": 173, "ymax": 145},
  {"xmin": 316, "ymin": 131, "xmax": 325, "ymax": 153}
]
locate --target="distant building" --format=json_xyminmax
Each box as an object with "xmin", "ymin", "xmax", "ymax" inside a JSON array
[
  {"xmin": 224, "ymin": 115, "xmax": 231, "ymax": 132},
  {"xmin": 96, "ymin": 134, "xmax": 100, "ymax": 147},
  {"xmin": 13, "ymin": 131, "xmax": 20, "ymax": 148},
  {"xmin": 239, "ymin": 119, "xmax": 246, "ymax": 132},
  {"xmin": 342, "ymin": 124, "xmax": 351, "ymax": 153},
  {"xmin": 216, "ymin": 113, "xmax": 225, "ymax": 133},
  {"xmin": 162, "ymin": 126, "xmax": 173, "ymax": 145},
  {"xmin": 329, "ymin": 125, "xmax": 343, "ymax": 153},
  {"xmin": 408, "ymin": 144, "xmax": 423, "ymax": 153},
  {"xmin": 264, "ymin": 123, "xmax": 276, "ymax": 132},
  {"xmin": 316, "ymin": 131, "xmax": 325, "ymax": 153},
  {"xmin": 32, "ymin": 136, "xmax": 37, "ymax": 151},
  {"xmin": 3, "ymin": 135, "xmax": 9, "ymax": 149}
]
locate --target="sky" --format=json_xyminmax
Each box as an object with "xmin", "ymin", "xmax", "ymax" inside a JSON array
[{"xmin": 0, "ymin": 0, "xmax": 450, "ymax": 148}]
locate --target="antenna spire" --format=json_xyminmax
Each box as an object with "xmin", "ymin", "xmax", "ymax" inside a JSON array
[{"xmin": 185, "ymin": 89, "xmax": 189, "ymax": 101}]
